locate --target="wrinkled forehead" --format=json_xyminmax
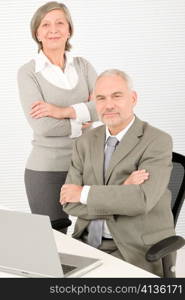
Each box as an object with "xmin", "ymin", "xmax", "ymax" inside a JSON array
[
  {"xmin": 40, "ymin": 9, "xmax": 66, "ymax": 22},
  {"xmin": 94, "ymin": 75, "xmax": 129, "ymax": 95}
]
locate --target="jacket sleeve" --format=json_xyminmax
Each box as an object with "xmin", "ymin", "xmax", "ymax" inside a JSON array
[
  {"xmin": 86, "ymin": 133, "xmax": 173, "ymax": 217},
  {"xmin": 63, "ymin": 140, "xmax": 109, "ymax": 220},
  {"xmin": 17, "ymin": 65, "xmax": 71, "ymax": 137}
]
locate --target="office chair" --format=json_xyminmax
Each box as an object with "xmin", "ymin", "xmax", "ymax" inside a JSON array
[
  {"xmin": 145, "ymin": 152, "xmax": 185, "ymax": 277},
  {"xmin": 51, "ymin": 218, "xmax": 72, "ymax": 234}
]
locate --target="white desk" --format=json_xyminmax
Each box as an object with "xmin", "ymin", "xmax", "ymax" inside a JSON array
[
  {"xmin": 54, "ymin": 231, "xmax": 157, "ymax": 278},
  {"xmin": 0, "ymin": 230, "xmax": 156, "ymax": 278}
]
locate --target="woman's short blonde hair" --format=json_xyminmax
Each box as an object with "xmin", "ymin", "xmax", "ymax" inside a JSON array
[{"xmin": 30, "ymin": 1, "xmax": 74, "ymax": 52}]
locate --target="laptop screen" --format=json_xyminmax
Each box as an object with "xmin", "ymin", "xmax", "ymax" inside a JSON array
[{"xmin": 0, "ymin": 209, "xmax": 63, "ymax": 277}]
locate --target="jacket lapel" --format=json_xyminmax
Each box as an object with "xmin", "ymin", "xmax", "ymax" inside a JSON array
[
  {"xmin": 105, "ymin": 117, "xmax": 144, "ymax": 184},
  {"xmin": 90, "ymin": 125, "xmax": 106, "ymax": 184}
]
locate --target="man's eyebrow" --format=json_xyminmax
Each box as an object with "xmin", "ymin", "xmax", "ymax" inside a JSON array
[
  {"xmin": 112, "ymin": 91, "xmax": 123, "ymax": 96},
  {"xmin": 96, "ymin": 94, "xmax": 105, "ymax": 99}
]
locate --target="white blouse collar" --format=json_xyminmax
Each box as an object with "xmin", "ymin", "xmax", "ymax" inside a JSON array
[{"xmin": 34, "ymin": 50, "xmax": 74, "ymax": 73}]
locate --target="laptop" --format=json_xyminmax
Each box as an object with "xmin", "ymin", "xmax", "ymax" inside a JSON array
[{"xmin": 0, "ymin": 209, "xmax": 102, "ymax": 277}]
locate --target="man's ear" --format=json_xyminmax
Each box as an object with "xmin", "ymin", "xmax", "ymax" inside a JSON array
[
  {"xmin": 131, "ymin": 91, "xmax": 137, "ymax": 106},
  {"xmin": 91, "ymin": 90, "xmax": 96, "ymax": 102}
]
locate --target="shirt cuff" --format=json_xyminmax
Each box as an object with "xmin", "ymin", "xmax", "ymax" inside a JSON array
[
  {"xmin": 69, "ymin": 119, "xmax": 82, "ymax": 138},
  {"xmin": 80, "ymin": 186, "xmax": 91, "ymax": 204},
  {"xmin": 91, "ymin": 121, "xmax": 104, "ymax": 128},
  {"xmin": 71, "ymin": 103, "xmax": 91, "ymax": 123}
]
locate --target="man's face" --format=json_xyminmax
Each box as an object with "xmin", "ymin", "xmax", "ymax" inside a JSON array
[{"xmin": 94, "ymin": 74, "xmax": 137, "ymax": 134}]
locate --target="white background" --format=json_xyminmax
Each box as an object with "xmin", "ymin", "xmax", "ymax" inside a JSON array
[{"xmin": 0, "ymin": 0, "xmax": 184, "ymax": 237}]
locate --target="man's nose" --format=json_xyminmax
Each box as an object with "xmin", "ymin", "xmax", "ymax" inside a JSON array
[{"xmin": 105, "ymin": 98, "xmax": 115, "ymax": 110}]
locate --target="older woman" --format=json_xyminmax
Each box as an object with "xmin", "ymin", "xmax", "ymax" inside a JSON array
[{"xmin": 17, "ymin": 1, "xmax": 98, "ymax": 233}]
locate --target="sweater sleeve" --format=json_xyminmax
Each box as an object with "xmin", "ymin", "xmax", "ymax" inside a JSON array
[
  {"xmin": 79, "ymin": 58, "xmax": 98, "ymax": 122},
  {"xmin": 17, "ymin": 63, "xmax": 71, "ymax": 137}
]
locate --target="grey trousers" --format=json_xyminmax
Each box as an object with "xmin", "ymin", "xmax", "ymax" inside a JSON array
[
  {"xmin": 24, "ymin": 169, "xmax": 69, "ymax": 232},
  {"xmin": 99, "ymin": 238, "xmax": 124, "ymax": 259},
  {"xmin": 81, "ymin": 234, "xmax": 124, "ymax": 260}
]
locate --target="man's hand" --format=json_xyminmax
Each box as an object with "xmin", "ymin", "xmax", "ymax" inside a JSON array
[
  {"xmin": 123, "ymin": 169, "xmax": 149, "ymax": 185},
  {"xmin": 60, "ymin": 184, "xmax": 83, "ymax": 205},
  {"xmin": 30, "ymin": 101, "xmax": 76, "ymax": 119}
]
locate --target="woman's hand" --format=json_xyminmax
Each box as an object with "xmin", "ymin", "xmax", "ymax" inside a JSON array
[
  {"xmin": 82, "ymin": 121, "xmax": 93, "ymax": 129},
  {"xmin": 30, "ymin": 101, "xmax": 76, "ymax": 119},
  {"xmin": 123, "ymin": 169, "xmax": 149, "ymax": 185}
]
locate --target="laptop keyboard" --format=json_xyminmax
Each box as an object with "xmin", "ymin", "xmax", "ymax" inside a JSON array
[{"xmin": 61, "ymin": 264, "xmax": 77, "ymax": 275}]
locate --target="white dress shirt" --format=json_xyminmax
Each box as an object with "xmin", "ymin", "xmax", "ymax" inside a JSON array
[
  {"xmin": 34, "ymin": 50, "xmax": 91, "ymax": 138},
  {"xmin": 80, "ymin": 116, "xmax": 135, "ymax": 238}
]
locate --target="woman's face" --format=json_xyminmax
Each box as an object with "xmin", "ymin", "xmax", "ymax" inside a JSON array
[{"xmin": 36, "ymin": 9, "xmax": 70, "ymax": 51}]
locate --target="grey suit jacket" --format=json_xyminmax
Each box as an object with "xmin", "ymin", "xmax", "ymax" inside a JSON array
[{"xmin": 63, "ymin": 116, "xmax": 175, "ymax": 276}]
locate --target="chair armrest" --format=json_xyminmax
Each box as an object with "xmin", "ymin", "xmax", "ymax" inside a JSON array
[
  {"xmin": 51, "ymin": 218, "xmax": 72, "ymax": 230},
  {"xmin": 145, "ymin": 235, "xmax": 185, "ymax": 262}
]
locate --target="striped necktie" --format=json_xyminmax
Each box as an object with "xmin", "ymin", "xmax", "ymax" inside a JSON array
[{"xmin": 87, "ymin": 136, "xmax": 119, "ymax": 248}]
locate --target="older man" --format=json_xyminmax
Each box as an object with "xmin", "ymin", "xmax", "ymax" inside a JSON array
[{"xmin": 60, "ymin": 69, "xmax": 175, "ymax": 276}]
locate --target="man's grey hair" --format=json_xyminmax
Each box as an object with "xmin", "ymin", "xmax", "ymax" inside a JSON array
[{"xmin": 96, "ymin": 69, "xmax": 133, "ymax": 90}]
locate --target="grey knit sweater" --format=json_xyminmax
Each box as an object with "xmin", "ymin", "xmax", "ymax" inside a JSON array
[{"xmin": 17, "ymin": 57, "xmax": 98, "ymax": 171}]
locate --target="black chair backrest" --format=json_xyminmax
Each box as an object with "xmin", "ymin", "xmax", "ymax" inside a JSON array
[{"xmin": 168, "ymin": 152, "xmax": 185, "ymax": 226}]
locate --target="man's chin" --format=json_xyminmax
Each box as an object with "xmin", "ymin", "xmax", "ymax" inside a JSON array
[{"xmin": 102, "ymin": 119, "xmax": 122, "ymax": 127}]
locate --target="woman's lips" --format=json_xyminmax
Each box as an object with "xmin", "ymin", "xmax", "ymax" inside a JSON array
[{"xmin": 48, "ymin": 37, "xmax": 61, "ymax": 40}]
